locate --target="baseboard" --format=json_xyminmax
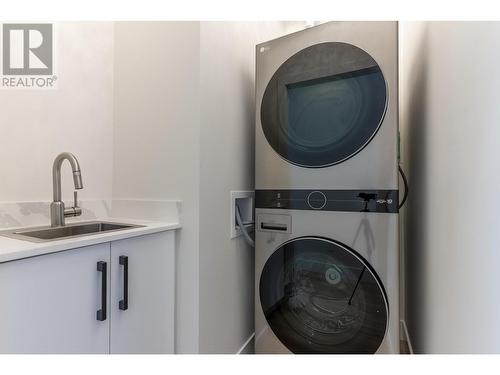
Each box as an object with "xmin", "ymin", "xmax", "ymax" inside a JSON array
[
  {"xmin": 236, "ymin": 332, "xmax": 255, "ymax": 354},
  {"xmin": 400, "ymin": 320, "xmax": 414, "ymax": 354}
]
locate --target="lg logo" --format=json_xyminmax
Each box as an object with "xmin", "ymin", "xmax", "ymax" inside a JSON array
[{"xmin": 2, "ymin": 24, "xmax": 53, "ymax": 75}]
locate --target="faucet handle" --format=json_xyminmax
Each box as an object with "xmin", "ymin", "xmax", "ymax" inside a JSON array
[{"xmin": 63, "ymin": 191, "xmax": 82, "ymax": 218}]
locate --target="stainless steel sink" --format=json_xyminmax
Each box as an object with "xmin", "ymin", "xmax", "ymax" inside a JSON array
[{"xmin": 0, "ymin": 221, "xmax": 144, "ymax": 243}]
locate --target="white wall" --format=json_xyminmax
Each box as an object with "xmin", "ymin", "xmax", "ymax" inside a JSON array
[
  {"xmin": 401, "ymin": 21, "xmax": 500, "ymax": 353},
  {"xmin": 0, "ymin": 22, "xmax": 114, "ymax": 202},
  {"xmin": 112, "ymin": 21, "xmax": 201, "ymax": 353},
  {"xmin": 198, "ymin": 21, "xmax": 304, "ymax": 353}
]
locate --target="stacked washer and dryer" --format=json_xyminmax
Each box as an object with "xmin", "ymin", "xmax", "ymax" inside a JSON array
[{"xmin": 254, "ymin": 22, "xmax": 400, "ymax": 354}]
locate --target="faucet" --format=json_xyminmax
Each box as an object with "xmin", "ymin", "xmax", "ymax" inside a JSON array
[{"xmin": 50, "ymin": 152, "xmax": 83, "ymax": 227}]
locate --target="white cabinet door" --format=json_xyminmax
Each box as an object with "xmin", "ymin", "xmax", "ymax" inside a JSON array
[
  {"xmin": 110, "ymin": 231, "xmax": 175, "ymax": 353},
  {"xmin": 0, "ymin": 243, "xmax": 111, "ymax": 353}
]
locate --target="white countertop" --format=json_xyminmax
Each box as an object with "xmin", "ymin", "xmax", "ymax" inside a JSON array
[{"xmin": 0, "ymin": 219, "xmax": 181, "ymax": 263}]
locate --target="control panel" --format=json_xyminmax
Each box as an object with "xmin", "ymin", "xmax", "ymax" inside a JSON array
[{"xmin": 255, "ymin": 189, "xmax": 398, "ymax": 213}]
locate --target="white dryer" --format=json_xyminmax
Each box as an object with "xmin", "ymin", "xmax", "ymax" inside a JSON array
[
  {"xmin": 254, "ymin": 21, "xmax": 400, "ymax": 354},
  {"xmin": 255, "ymin": 21, "xmax": 398, "ymax": 190},
  {"xmin": 254, "ymin": 207, "xmax": 399, "ymax": 354}
]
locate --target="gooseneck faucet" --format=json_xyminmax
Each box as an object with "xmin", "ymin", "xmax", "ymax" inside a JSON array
[{"xmin": 50, "ymin": 152, "xmax": 83, "ymax": 227}]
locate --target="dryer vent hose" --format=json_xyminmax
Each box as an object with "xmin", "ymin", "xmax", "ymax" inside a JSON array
[
  {"xmin": 399, "ymin": 165, "xmax": 409, "ymax": 209},
  {"xmin": 236, "ymin": 203, "xmax": 255, "ymax": 247}
]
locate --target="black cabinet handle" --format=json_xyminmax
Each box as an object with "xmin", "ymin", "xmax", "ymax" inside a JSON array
[
  {"xmin": 119, "ymin": 256, "xmax": 129, "ymax": 311},
  {"xmin": 96, "ymin": 261, "xmax": 107, "ymax": 321}
]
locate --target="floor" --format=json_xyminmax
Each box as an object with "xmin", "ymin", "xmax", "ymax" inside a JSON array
[{"xmin": 400, "ymin": 340, "xmax": 410, "ymax": 354}]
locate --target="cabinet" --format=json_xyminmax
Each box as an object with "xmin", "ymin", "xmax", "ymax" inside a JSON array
[
  {"xmin": 0, "ymin": 230, "xmax": 175, "ymax": 354},
  {"xmin": 0, "ymin": 243, "xmax": 110, "ymax": 353},
  {"xmin": 110, "ymin": 232, "xmax": 175, "ymax": 353}
]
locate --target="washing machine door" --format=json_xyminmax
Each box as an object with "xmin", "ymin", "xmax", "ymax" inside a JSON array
[
  {"xmin": 260, "ymin": 42, "xmax": 387, "ymax": 168},
  {"xmin": 259, "ymin": 237, "xmax": 388, "ymax": 353}
]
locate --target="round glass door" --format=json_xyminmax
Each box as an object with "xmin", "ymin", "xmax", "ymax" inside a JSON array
[
  {"xmin": 261, "ymin": 42, "xmax": 387, "ymax": 168},
  {"xmin": 259, "ymin": 237, "xmax": 388, "ymax": 353}
]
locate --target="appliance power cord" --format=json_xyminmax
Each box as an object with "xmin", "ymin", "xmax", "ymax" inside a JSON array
[{"xmin": 399, "ymin": 165, "xmax": 409, "ymax": 209}]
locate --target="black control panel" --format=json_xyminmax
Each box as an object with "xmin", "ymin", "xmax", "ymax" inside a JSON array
[{"xmin": 255, "ymin": 189, "xmax": 399, "ymax": 213}]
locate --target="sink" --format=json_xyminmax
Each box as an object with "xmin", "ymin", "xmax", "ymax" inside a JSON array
[{"xmin": 0, "ymin": 221, "xmax": 144, "ymax": 243}]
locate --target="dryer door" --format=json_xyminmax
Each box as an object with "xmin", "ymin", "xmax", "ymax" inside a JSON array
[
  {"xmin": 260, "ymin": 42, "xmax": 387, "ymax": 168},
  {"xmin": 259, "ymin": 237, "xmax": 388, "ymax": 353}
]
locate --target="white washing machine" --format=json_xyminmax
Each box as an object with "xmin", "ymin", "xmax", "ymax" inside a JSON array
[
  {"xmin": 255, "ymin": 21, "xmax": 398, "ymax": 190},
  {"xmin": 254, "ymin": 21, "xmax": 400, "ymax": 354},
  {"xmin": 254, "ymin": 207, "xmax": 399, "ymax": 354}
]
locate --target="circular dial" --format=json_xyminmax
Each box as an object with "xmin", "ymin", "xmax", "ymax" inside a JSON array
[{"xmin": 307, "ymin": 191, "xmax": 327, "ymax": 209}]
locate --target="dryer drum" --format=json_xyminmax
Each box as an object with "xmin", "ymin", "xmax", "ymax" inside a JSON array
[
  {"xmin": 260, "ymin": 42, "xmax": 387, "ymax": 168},
  {"xmin": 259, "ymin": 237, "xmax": 388, "ymax": 354}
]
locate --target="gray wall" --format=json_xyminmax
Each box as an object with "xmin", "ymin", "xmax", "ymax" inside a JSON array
[
  {"xmin": 113, "ymin": 21, "xmax": 304, "ymax": 353},
  {"xmin": 198, "ymin": 21, "xmax": 304, "ymax": 353},
  {"xmin": 0, "ymin": 22, "xmax": 114, "ymax": 202},
  {"xmin": 113, "ymin": 21, "xmax": 201, "ymax": 353},
  {"xmin": 401, "ymin": 21, "xmax": 500, "ymax": 353}
]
